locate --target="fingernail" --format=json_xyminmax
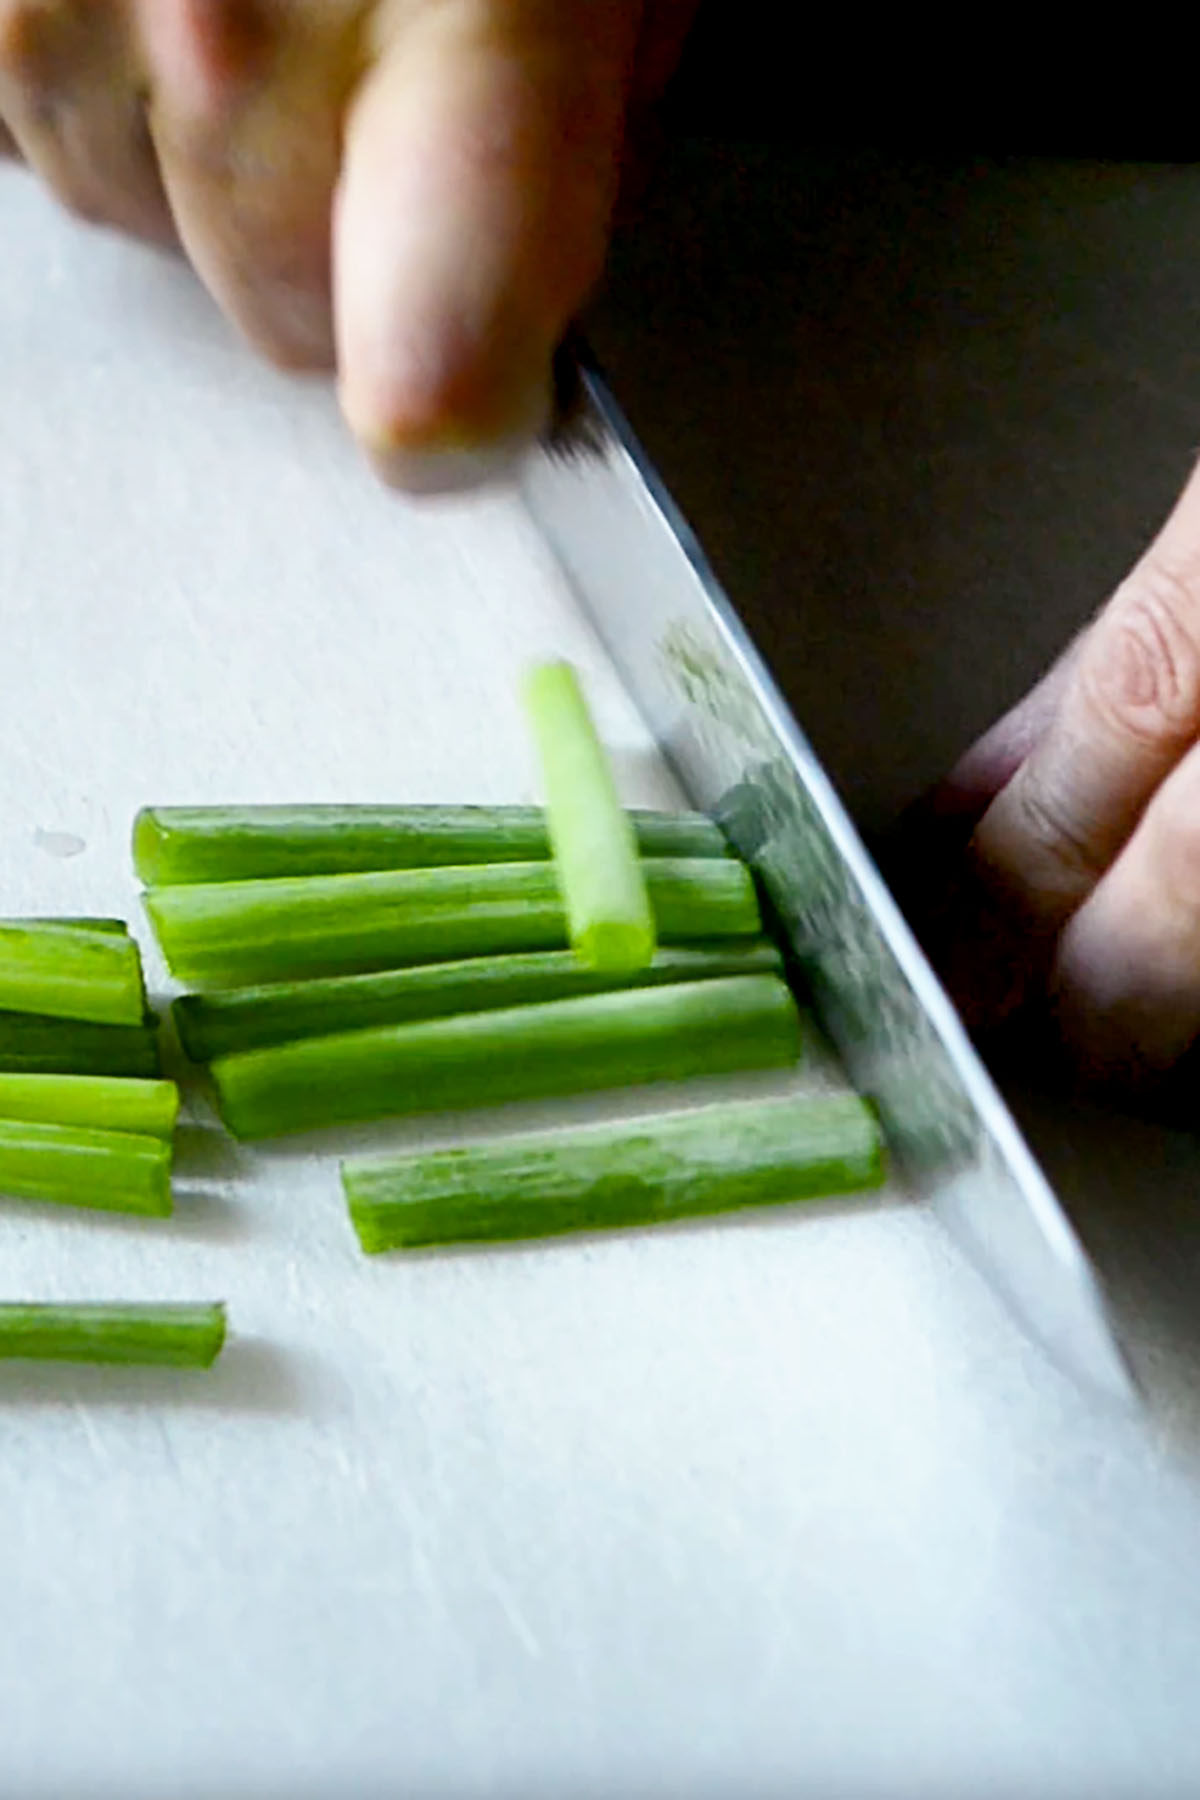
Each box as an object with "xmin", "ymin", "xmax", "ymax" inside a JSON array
[
  {"xmin": 367, "ymin": 439, "xmax": 530, "ymax": 498},
  {"xmin": 340, "ymin": 346, "xmax": 551, "ymax": 495}
]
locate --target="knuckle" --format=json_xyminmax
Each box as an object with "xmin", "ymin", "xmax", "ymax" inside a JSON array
[
  {"xmin": 1080, "ymin": 560, "xmax": 1200, "ymax": 748},
  {"xmin": 1008, "ymin": 767, "xmax": 1110, "ymax": 889}
]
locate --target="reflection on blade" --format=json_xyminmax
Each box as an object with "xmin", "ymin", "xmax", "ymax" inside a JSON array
[{"xmin": 521, "ymin": 361, "xmax": 1136, "ymax": 1408}]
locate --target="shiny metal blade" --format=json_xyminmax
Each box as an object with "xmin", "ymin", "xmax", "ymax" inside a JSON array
[{"xmin": 522, "ymin": 360, "xmax": 1136, "ymax": 1408}]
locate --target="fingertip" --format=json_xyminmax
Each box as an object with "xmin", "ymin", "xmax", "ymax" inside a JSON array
[
  {"xmin": 346, "ymin": 390, "xmax": 546, "ymax": 496},
  {"xmin": 338, "ymin": 312, "xmax": 552, "ymax": 492}
]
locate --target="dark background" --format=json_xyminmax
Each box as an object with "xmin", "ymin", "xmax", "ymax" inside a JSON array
[{"xmin": 663, "ymin": 3, "xmax": 1177, "ymax": 159}]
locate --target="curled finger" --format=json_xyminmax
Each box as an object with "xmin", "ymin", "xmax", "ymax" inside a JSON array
[
  {"xmin": 0, "ymin": 0, "xmax": 172, "ymax": 241},
  {"xmin": 886, "ymin": 640, "xmax": 1080, "ymax": 997},
  {"xmin": 1054, "ymin": 734, "xmax": 1200, "ymax": 1078},
  {"xmin": 142, "ymin": 0, "xmax": 356, "ymax": 370},
  {"xmin": 336, "ymin": 0, "xmax": 642, "ymax": 489}
]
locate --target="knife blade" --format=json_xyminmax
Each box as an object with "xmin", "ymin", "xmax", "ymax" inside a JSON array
[{"xmin": 522, "ymin": 355, "xmax": 1137, "ymax": 1409}]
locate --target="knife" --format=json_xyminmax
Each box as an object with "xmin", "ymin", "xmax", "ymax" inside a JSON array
[{"xmin": 522, "ymin": 352, "xmax": 1137, "ymax": 1408}]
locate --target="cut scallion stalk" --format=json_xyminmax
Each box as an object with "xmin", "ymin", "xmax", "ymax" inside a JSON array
[
  {"xmin": 212, "ymin": 973, "xmax": 801, "ymax": 1141},
  {"xmin": 174, "ymin": 940, "xmax": 783, "ymax": 1063},
  {"xmin": 523, "ymin": 661, "xmax": 655, "ymax": 972},
  {"xmin": 344, "ymin": 1092, "xmax": 884, "ymax": 1252},
  {"xmin": 145, "ymin": 857, "xmax": 760, "ymax": 988},
  {"xmin": 0, "ymin": 1120, "xmax": 172, "ymax": 1216},
  {"xmin": 0, "ymin": 1074, "xmax": 179, "ymax": 1139},
  {"xmin": 133, "ymin": 804, "xmax": 728, "ymax": 885},
  {"xmin": 0, "ymin": 1302, "xmax": 225, "ymax": 1366},
  {"xmin": 0, "ymin": 921, "xmax": 146, "ymax": 1026},
  {"xmin": 0, "ymin": 1012, "xmax": 161, "ymax": 1078}
]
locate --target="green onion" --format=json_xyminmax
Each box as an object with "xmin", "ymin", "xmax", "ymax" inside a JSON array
[
  {"xmin": 344, "ymin": 1092, "xmax": 884, "ymax": 1252},
  {"xmin": 0, "ymin": 1074, "xmax": 179, "ymax": 1139},
  {"xmin": 174, "ymin": 940, "xmax": 784, "ymax": 1063},
  {"xmin": 0, "ymin": 1012, "xmax": 161, "ymax": 1078},
  {"xmin": 0, "ymin": 921, "xmax": 146, "ymax": 1026},
  {"xmin": 145, "ymin": 857, "xmax": 760, "ymax": 988},
  {"xmin": 133, "ymin": 804, "xmax": 729, "ymax": 885},
  {"xmin": 212, "ymin": 973, "xmax": 801, "ymax": 1141},
  {"xmin": 0, "ymin": 1120, "xmax": 172, "ymax": 1216},
  {"xmin": 0, "ymin": 1303, "xmax": 225, "ymax": 1366},
  {"xmin": 523, "ymin": 661, "xmax": 655, "ymax": 973}
]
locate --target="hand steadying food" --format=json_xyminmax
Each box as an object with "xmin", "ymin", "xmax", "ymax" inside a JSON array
[
  {"xmin": 6, "ymin": 0, "xmax": 1200, "ymax": 1089},
  {"xmin": 0, "ymin": 0, "xmax": 695, "ymax": 488}
]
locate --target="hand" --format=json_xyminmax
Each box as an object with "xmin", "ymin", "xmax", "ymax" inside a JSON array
[
  {"xmin": 908, "ymin": 459, "xmax": 1200, "ymax": 1088},
  {"xmin": 0, "ymin": 0, "xmax": 696, "ymax": 489}
]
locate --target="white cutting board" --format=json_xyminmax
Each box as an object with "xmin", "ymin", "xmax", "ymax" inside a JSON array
[{"xmin": 3, "ymin": 171, "xmax": 1200, "ymax": 1800}]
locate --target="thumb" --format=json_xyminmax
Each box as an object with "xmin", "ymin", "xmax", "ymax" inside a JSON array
[{"xmin": 335, "ymin": 0, "xmax": 641, "ymax": 492}]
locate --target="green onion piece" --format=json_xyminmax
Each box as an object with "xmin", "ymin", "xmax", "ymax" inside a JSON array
[
  {"xmin": 133, "ymin": 804, "xmax": 729, "ymax": 885},
  {"xmin": 0, "ymin": 1074, "xmax": 179, "ymax": 1139},
  {"xmin": 344, "ymin": 1092, "xmax": 884, "ymax": 1252},
  {"xmin": 145, "ymin": 857, "xmax": 760, "ymax": 988},
  {"xmin": 213, "ymin": 973, "xmax": 801, "ymax": 1141},
  {"xmin": 523, "ymin": 661, "xmax": 655, "ymax": 973},
  {"xmin": 174, "ymin": 940, "xmax": 784, "ymax": 1063},
  {"xmin": 0, "ymin": 1012, "xmax": 161, "ymax": 1078},
  {"xmin": 0, "ymin": 922, "xmax": 147, "ymax": 1026},
  {"xmin": 0, "ymin": 1303, "xmax": 225, "ymax": 1366},
  {"xmin": 0, "ymin": 1120, "xmax": 173, "ymax": 1216}
]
